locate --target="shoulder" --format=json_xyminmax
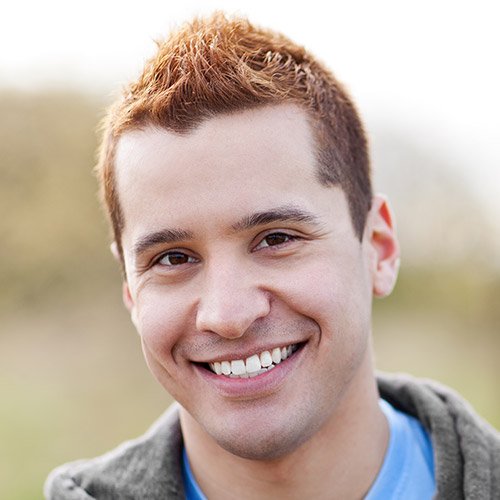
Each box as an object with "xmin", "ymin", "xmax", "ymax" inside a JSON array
[
  {"xmin": 377, "ymin": 372, "xmax": 500, "ymax": 498},
  {"xmin": 377, "ymin": 371, "xmax": 500, "ymax": 442},
  {"xmin": 44, "ymin": 404, "xmax": 185, "ymax": 500}
]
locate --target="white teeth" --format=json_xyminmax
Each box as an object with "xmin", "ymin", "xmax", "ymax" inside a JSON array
[
  {"xmin": 260, "ymin": 351, "xmax": 273, "ymax": 367},
  {"xmin": 271, "ymin": 347, "xmax": 282, "ymax": 364},
  {"xmin": 246, "ymin": 354, "xmax": 262, "ymax": 373},
  {"xmin": 208, "ymin": 344, "xmax": 299, "ymax": 377},
  {"xmin": 248, "ymin": 368, "xmax": 267, "ymax": 378},
  {"xmin": 231, "ymin": 359, "xmax": 246, "ymax": 375},
  {"xmin": 221, "ymin": 361, "xmax": 231, "ymax": 375}
]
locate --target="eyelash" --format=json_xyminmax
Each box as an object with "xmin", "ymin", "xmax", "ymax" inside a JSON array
[
  {"xmin": 155, "ymin": 251, "xmax": 199, "ymax": 268},
  {"xmin": 253, "ymin": 231, "xmax": 300, "ymax": 250},
  {"xmin": 152, "ymin": 231, "xmax": 300, "ymax": 269}
]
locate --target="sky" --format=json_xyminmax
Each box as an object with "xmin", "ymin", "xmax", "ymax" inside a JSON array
[{"xmin": 2, "ymin": 0, "xmax": 499, "ymax": 219}]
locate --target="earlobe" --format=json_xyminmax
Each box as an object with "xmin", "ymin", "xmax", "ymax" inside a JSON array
[{"xmin": 368, "ymin": 194, "xmax": 400, "ymax": 298}]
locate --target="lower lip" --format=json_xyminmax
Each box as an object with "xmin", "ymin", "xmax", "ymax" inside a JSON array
[{"xmin": 193, "ymin": 344, "xmax": 307, "ymax": 400}]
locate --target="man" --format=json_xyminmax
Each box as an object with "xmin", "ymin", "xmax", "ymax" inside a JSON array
[{"xmin": 45, "ymin": 12, "xmax": 499, "ymax": 499}]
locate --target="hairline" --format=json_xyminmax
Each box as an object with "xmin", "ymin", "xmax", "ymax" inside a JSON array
[{"xmin": 107, "ymin": 101, "xmax": 365, "ymax": 267}]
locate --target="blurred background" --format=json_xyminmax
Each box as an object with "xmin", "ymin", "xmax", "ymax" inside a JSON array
[{"xmin": 1, "ymin": 1, "xmax": 499, "ymax": 498}]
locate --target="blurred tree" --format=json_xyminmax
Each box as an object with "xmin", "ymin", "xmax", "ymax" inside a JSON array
[{"xmin": 0, "ymin": 91, "xmax": 118, "ymax": 314}]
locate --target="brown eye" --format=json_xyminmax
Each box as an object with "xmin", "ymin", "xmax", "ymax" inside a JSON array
[
  {"xmin": 158, "ymin": 251, "xmax": 195, "ymax": 266},
  {"xmin": 264, "ymin": 233, "xmax": 290, "ymax": 246},
  {"xmin": 254, "ymin": 232, "xmax": 298, "ymax": 251}
]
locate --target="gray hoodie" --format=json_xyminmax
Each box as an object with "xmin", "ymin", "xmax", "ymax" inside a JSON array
[{"xmin": 45, "ymin": 373, "xmax": 500, "ymax": 499}]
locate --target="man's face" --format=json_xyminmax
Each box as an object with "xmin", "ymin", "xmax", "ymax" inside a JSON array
[{"xmin": 115, "ymin": 104, "xmax": 389, "ymax": 460}]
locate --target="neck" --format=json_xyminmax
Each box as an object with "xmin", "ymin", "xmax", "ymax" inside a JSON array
[{"xmin": 180, "ymin": 352, "xmax": 388, "ymax": 500}]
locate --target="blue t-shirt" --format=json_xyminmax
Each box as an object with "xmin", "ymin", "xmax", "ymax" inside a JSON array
[
  {"xmin": 182, "ymin": 399, "xmax": 435, "ymax": 499},
  {"xmin": 366, "ymin": 399, "xmax": 435, "ymax": 499}
]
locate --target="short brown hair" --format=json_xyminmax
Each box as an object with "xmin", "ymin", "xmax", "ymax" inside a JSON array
[{"xmin": 96, "ymin": 12, "xmax": 372, "ymax": 260}]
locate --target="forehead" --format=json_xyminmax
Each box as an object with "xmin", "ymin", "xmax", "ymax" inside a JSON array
[
  {"xmin": 115, "ymin": 104, "xmax": 318, "ymax": 187},
  {"xmin": 114, "ymin": 104, "xmax": 338, "ymax": 244}
]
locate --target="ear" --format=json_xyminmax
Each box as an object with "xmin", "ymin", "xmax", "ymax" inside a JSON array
[
  {"xmin": 366, "ymin": 194, "xmax": 400, "ymax": 298},
  {"xmin": 122, "ymin": 281, "xmax": 139, "ymax": 329},
  {"xmin": 111, "ymin": 242, "xmax": 139, "ymax": 328},
  {"xmin": 110, "ymin": 241, "xmax": 121, "ymax": 262}
]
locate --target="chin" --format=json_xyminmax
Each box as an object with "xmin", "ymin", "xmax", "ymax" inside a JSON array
[
  {"xmin": 215, "ymin": 429, "xmax": 309, "ymax": 461},
  {"xmin": 204, "ymin": 406, "xmax": 324, "ymax": 462}
]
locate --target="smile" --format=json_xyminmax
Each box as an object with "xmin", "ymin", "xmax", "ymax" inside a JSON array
[{"xmin": 208, "ymin": 344, "xmax": 300, "ymax": 378}]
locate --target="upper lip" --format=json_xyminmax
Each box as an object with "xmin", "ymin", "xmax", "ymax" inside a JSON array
[{"xmin": 191, "ymin": 340, "xmax": 306, "ymax": 364}]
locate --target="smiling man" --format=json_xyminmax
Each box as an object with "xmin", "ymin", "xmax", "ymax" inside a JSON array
[{"xmin": 45, "ymin": 13, "xmax": 499, "ymax": 500}]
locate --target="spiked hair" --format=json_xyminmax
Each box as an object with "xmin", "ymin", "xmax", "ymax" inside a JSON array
[{"xmin": 96, "ymin": 13, "xmax": 372, "ymax": 260}]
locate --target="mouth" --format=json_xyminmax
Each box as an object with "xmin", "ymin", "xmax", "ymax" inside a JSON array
[{"xmin": 204, "ymin": 343, "xmax": 304, "ymax": 379}]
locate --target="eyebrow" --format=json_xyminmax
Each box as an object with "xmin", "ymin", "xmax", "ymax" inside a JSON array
[
  {"xmin": 133, "ymin": 228, "xmax": 194, "ymax": 257},
  {"xmin": 231, "ymin": 205, "xmax": 322, "ymax": 232},
  {"xmin": 133, "ymin": 205, "xmax": 322, "ymax": 258}
]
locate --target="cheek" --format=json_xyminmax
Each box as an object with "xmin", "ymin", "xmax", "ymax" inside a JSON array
[
  {"xmin": 134, "ymin": 288, "xmax": 190, "ymax": 360},
  {"xmin": 135, "ymin": 290, "xmax": 196, "ymax": 400},
  {"xmin": 277, "ymin": 256, "xmax": 369, "ymax": 321},
  {"xmin": 275, "ymin": 255, "xmax": 372, "ymax": 372},
  {"xmin": 140, "ymin": 336, "xmax": 190, "ymax": 405}
]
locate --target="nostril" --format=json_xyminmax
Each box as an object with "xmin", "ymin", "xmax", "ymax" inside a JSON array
[{"xmin": 196, "ymin": 265, "xmax": 272, "ymax": 329}]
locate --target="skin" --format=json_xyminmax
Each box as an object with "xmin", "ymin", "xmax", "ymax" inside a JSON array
[{"xmin": 114, "ymin": 104, "xmax": 400, "ymax": 499}]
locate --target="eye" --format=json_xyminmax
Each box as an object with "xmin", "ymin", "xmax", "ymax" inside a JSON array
[
  {"xmin": 157, "ymin": 251, "xmax": 197, "ymax": 267},
  {"xmin": 254, "ymin": 232, "xmax": 298, "ymax": 250}
]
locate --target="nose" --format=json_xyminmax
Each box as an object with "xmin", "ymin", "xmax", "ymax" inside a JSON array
[{"xmin": 195, "ymin": 264, "xmax": 271, "ymax": 339}]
